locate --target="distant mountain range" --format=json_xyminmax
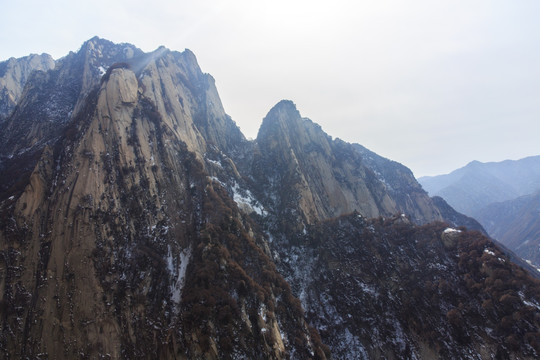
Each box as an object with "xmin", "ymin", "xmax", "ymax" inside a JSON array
[
  {"xmin": 1, "ymin": 37, "xmax": 539, "ymax": 359},
  {"xmin": 475, "ymin": 191, "xmax": 540, "ymax": 266},
  {"xmin": 419, "ymin": 156, "xmax": 540, "ymax": 215},
  {"xmin": 419, "ymin": 156, "xmax": 540, "ymax": 266}
]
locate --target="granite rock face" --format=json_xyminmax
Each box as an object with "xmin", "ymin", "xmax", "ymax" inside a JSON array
[
  {"xmin": 1, "ymin": 38, "xmax": 539, "ymax": 359},
  {"xmin": 0, "ymin": 53, "xmax": 55, "ymax": 123},
  {"xmin": 0, "ymin": 38, "xmax": 326, "ymax": 359},
  {"xmin": 250, "ymin": 100, "xmax": 450, "ymax": 234}
]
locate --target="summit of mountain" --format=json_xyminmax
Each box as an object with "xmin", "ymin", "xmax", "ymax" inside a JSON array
[
  {"xmin": 0, "ymin": 38, "xmax": 538, "ymax": 359},
  {"xmin": 0, "ymin": 52, "xmax": 55, "ymax": 123},
  {"xmin": 253, "ymin": 100, "xmax": 442, "ymax": 226}
]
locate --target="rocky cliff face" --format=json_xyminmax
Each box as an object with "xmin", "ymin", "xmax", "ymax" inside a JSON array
[
  {"xmin": 0, "ymin": 37, "xmax": 244, "ymax": 200},
  {"xmin": 0, "ymin": 53, "xmax": 55, "ymax": 123},
  {"xmin": 249, "ymin": 100, "xmax": 444, "ymax": 234},
  {"xmin": 0, "ymin": 40, "xmax": 325, "ymax": 359},
  {"xmin": 1, "ymin": 38, "xmax": 539, "ymax": 359}
]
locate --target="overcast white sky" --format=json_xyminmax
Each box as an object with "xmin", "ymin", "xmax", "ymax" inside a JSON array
[{"xmin": 1, "ymin": 0, "xmax": 539, "ymax": 177}]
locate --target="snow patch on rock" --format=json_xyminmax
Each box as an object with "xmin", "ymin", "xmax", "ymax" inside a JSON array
[
  {"xmin": 167, "ymin": 246, "xmax": 192, "ymax": 305},
  {"xmin": 231, "ymin": 182, "xmax": 265, "ymax": 216}
]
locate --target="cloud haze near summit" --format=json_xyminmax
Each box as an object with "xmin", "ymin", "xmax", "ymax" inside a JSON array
[{"xmin": 1, "ymin": 0, "xmax": 539, "ymax": 177}]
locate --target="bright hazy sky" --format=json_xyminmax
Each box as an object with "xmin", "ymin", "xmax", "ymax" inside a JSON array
[{"xmin": 1, "ymin": 0, "xmax": 539, "ymax": 177}]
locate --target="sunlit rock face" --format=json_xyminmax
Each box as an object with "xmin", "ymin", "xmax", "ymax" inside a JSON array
[
  {"xmin": 0, "ymin": 38, "xmax": 326, "ymax": 359},
  {"xmin": 251, "ymin": 100, "xmax": 446, "ymax": 232},
  {"xmin": 0, "ymin": 38, "xmax": 539, "ymax": 360},
  {"xmin": 0, "ymin": 53, "xmax": 55, "ymax": 123}
]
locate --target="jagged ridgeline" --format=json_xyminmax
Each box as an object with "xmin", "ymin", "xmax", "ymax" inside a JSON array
[{"xmin": 0, "ymin": 37, "xmax": 539, "ymax": 359}]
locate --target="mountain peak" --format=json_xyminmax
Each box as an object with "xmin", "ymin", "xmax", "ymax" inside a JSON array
[
  {"xmin": 3, "ymin": 39, "xmax": 539, "ymax": 360},
  {"xmin": 82, "ymin": 36, "xmax": 116, "ymax": 51},
  {"xmin": 252, "ymin": 100, "xmax": 445, "ymax": 226},
  {"xmin": 0, "ymin": 52, "xmax": 56, "ymax": 122},
  {"xmin": 87, "ymin": 35, "xmax": 104, "ymax": 43},
  {"xmin": 465, "ymin": 159, "xmax": 483, "ymax": 169},
  {"xmin": 263, "ymin": 100, "xmax": 300, "ymax": 123},
  {"xmin": 257, "ymin": 100, "xmax": 309, "ymax": 142},
  {"xmin": 271, "ymin": 99, "xmax": 297, "ymax": 111}
]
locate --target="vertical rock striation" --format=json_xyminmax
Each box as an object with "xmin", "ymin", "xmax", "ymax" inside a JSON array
[
  {"xmin": 0, "ymin": 39, "xmax": 327, "ymax": 359},
  {"xmin": 1, "ymin": 38, "xmax": 537, "ymax": 360},
  {"xmin": 0, "ymin": 53, "xmax": 55, "ymax": 123},
  {"xmin": 251, "ymin": 100, "xmax": 445, "ymax": 234}
]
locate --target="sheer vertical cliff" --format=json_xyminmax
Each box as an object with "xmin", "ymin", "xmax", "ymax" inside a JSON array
[
  {"xmin": 1, "ymin": 38, "xmax": 539, "ymax": 359},
  {"xmin": 0, "ymin": 38, "xmax": 326, "ymax": 359},
  {"xmin": 250, "ymin": 100, "xmax": 452, "ymax": 233},
  {"xmin": 0, "ymin": 53, "xmax": 55, "ymax": 123}
]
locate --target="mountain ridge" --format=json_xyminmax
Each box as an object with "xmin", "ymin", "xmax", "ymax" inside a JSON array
[
  {"xmin": 419, "ymin": 156, "xmax": 540, "ymax": 209},
  {"xmin": 0, "ymin": 37, "xmax": 538, "ymax": 359},
  {"xmin": 0, "ymin": 52, "xmax": 55, "ymax": 123},
  {"xmin": 419, "ymin": 156, "xmax": 540, "ymax": 267},
  {"xmin": 475, "ymin": 191, "xmax": 540, "ymax": 266}
]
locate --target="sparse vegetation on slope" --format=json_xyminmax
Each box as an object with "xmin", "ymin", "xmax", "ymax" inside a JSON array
[{"xmin": 271, "ymin": 213, "xmax": 540, "ymax": 359}]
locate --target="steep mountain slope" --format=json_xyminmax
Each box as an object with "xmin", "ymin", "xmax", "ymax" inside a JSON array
[
  {"xmin": 0, "ymin": 37, "xmax": 244, "ymax": 201},
  {"xmin": 353, "ymin": 144, "xmax": 486, "ymax": 234},
  {"xmin": 1, "ymin": 38, "xmax": 539, "ymax": 359},
  {"xmin": 0, "ymin": 39, "xmax": 144, "ymax": 158},
  {"xmin": 0, "ymin": 38, "xmax": 142, "ymax": 200},
  {"xmin": 430, "ymin": 196, "xmax": 487, "ymax": 235},
  {"xmin": 419, "ymin": 157, "xmax": 540, "ymax": 267},
  {"xmin": 0, "ymin": 40, "xmax": 325, "ymax": 359},
  {"xmin": 249, "ymin": 101, "xmax": 443, "ymax": 230},
  {"xmin": 419, "ymin": 156, "xmax": 540, "ymax": 216},
  {"xmin": 273, "ymin": 213, "xmax": 540, "ymax": 359},
  {"xmin": 0, "ymin": 53, "xmax": 55, "ymax": 123},
  {"xmin": 476, "ymin": 191, "xmax": 540, "ymax": 266}
]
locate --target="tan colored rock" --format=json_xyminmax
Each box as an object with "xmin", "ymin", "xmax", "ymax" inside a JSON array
[
  {"xmin": 98, "ymin": 67, "xmax": 138, "ymax": 130},
  {"xmin": 15, "ymin": 146, "xmax": 54, "ymax": 217},
  {"xmin": 0, "ymin": 53, "xmax": 55, "ymax": 120},
  {"xmin": 253, "ymin": 100, "xmax": 446, "ymax": 229},
  {"xmin": 0, "ymin": 39, "xmax": 331, "ymax": 360}
]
